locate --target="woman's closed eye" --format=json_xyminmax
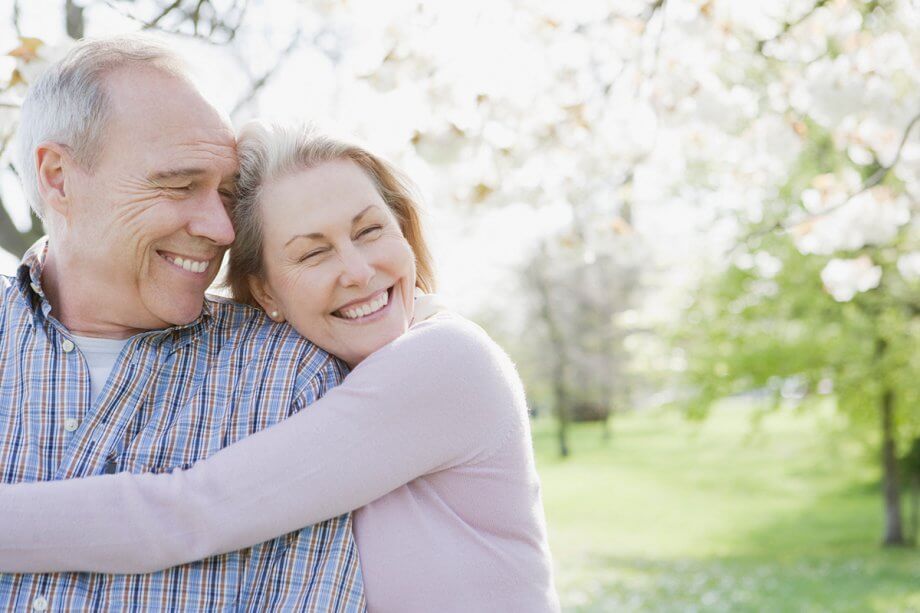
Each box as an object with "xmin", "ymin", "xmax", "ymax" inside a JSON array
[
  {"xmin": 299, "ymin": 247, "xmax": 330, "ymax": 263},
  {"xmin": 357, "ymin": 225, "xmax": 383, "ymax": 239}
]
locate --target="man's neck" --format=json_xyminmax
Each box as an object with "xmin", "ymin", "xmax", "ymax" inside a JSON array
[{"xmin": 41, "ymin": 249, "xmax": 146, "ymax": 339}]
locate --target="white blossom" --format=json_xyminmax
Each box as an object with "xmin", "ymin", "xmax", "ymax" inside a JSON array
[
  {"xmin": 754, "ymin": 251, "xmax": 783, "ymax": 278},
  {"xmin": 795, "ymin": 185, "xmax": 911, "ymax": 255},
  {"xmin": 794, "ymin": 57, "xmax": 867, "ymax": 128},
  {"xmin": 821, "ymin": 256, "xmax": 883, "ymax": 302},
  {"xmin": 897, "ymin": 252, "xmax": 920, "ymax": 281},
  {"xmin": 1, "ymin": 0, "xmax": 918, "ymax": 324}
]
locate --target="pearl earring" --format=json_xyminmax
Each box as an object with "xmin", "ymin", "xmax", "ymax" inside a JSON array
[{"xmin": 271, "ymin": 311, "xmax": 279, "ymax": 318}]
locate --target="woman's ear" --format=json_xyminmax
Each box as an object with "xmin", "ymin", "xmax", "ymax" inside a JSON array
[
  {"xmin": 35, "ymin": 143, "xmax": 72, "ymax": 219},
  {"xmin": 248, "ymin": 275, "xmax": 285, "ymax": 322}
]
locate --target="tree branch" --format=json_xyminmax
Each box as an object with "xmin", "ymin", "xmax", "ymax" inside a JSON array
[
  {"xmin": 757, "ymin": 0, "xmax": 830, "ymax": 54},
  {"xmin": 65, "ymin": 0, "xmax": 85, "ymax": 39},
  {"xmin": 190, "ymin": 0, "xmax": 206, "ymax": 35},
  {"xmin": 643, "ymin": 0, "xmax": 668, "ymax": 93},
  {"xmin": 744, "ymin": 109, "xmax": 920, "ymax": 246},
  {"xmin": 12, "ymin": 0, "xmax": 22, "ymax": 37},
  {"xmin": 231, "ymin": 29, "xmax": 302, "ymax": 118},
  {"xmin": 100, "ymin": 0, "xmax": 238, "ymax": 44},
  {"xmin": 143, "ymin": 0, "xmax": 183, "ymax": 30}
]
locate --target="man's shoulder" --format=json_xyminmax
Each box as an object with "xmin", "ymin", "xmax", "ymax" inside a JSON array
[
  {"xmin": 0, "ymin": 273, "xmax": 24, "ymax": 311},
  {"xmin": 204, "ymin": 293, "xmax": 315, "ymax": 350},
  {"xmin": 202, "ymin": 294, "xmax": 341, "ymax": 381},
  {"xmin": 1, "ymin": 273, "xmax": 15, "ymax": 295}
]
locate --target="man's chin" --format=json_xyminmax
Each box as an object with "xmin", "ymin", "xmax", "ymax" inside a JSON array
[{"xmin": 148, "ymin": 299, "xmax": 206, "ymax": 329}]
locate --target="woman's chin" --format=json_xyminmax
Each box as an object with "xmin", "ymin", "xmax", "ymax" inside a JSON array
[{"xmin": 328, "ymin": 297, "xmax": 411, "ymax": 366}]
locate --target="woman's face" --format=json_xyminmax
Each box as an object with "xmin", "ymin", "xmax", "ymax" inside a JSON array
[{"xmin": 252, "ymin": 159, "xmax": 416, "ymax": 367}]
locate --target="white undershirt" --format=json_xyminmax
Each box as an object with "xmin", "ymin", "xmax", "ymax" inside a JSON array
[{"xmin": 71, "ymin": 335, "xmax": 131, "ymax": 403}]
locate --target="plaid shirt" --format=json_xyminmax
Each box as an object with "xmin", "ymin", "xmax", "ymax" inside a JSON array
[{"xmin": 0, "ymin": 240, "xmax": 365, "ymax": 612}]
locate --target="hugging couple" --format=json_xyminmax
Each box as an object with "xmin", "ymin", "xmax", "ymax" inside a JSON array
[{"xmin": 0, "ymin": 35, "xmax": 558, "ymax": 612}]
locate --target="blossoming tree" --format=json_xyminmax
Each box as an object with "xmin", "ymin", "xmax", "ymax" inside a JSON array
[{"xmin": 1, "ymin": 0, "xmax": 917, "ymax": 543}]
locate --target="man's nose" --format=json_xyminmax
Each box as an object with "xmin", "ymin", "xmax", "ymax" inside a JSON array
[
  {"xmin": 338, "ymin": 245, "xmax": 375, "ymax": 288},
  {"xmin": 188, "ymin": 189, "xmax": 236, "ymax": 246}
]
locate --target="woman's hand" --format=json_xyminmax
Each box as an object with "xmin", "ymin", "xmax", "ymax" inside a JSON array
[{"xmin": 412, "ymin": 290, "xmax": 447, "ymax": 324}]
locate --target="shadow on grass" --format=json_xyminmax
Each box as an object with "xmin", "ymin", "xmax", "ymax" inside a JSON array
[
  {"xmin": 566, "ymin": 551, "xmax": 920, "ymax": 613},
  {"xmin": 564, "ymin": 482, "xmax": 920, "ymax": 613}
]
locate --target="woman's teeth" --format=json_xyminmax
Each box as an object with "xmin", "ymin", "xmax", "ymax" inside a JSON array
[
  {"xmin": 337, "ymin": 290, "xmax": 389, "ymax": 320},
  {"xmin": 164, "ymin": 255, "xmax": 209, "ymax": 273}
]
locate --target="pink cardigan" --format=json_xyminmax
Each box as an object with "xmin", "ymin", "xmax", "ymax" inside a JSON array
[{"xmin": 0, "ymin": 313, "xmax": 559, "ymax": 613}]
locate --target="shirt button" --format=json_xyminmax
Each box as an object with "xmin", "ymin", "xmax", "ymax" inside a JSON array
[
  {"xmin": 32, "ymin": 596, "xmax": 48, "ymax": 612},
  {"xmin": 64, "ymin": 418, "xmax": 79, "ymax": 432},
  {"xmin": 61, "ymin": 339, "xmax": 75, "ymax": 353}
]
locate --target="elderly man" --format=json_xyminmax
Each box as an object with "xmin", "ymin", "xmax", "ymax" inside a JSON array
[{"xmin": 0, "ymin": 36, "xmax": 365, "ymax": 611}]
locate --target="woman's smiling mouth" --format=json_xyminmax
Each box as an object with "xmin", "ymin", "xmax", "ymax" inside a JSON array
[{"xmin": 332, "ymin": 287, "xmax": 392, "ymax": 321}]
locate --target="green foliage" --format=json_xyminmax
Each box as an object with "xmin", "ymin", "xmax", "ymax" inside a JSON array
[
  {"xmin": 674, "ymin": 108, "xmax": 919, "ymax": 447},
  {"xmin": 676, "ymin": 229, "xmax": 918, "ymax": 446}
]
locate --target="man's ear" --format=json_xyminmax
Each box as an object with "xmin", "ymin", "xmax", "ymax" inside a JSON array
[
  {"xmin": 35, "ymin": 143, "xmax": 74, "ymax": 219},
  {"xmin": 248, "ymin": 275, "xmax": 284, "ymax": 322}
]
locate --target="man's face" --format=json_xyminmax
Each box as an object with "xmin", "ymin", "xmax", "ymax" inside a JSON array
[{"xmin": 62, "ymin": 67, "xmax": 237, "ymax": 331}]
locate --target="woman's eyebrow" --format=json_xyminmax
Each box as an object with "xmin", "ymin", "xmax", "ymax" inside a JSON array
[
  {"xmin": 352, "ymin": 205, "xmax": 379, "ymax": 224},
  {"xmin": 284, "ymin": 205, "xmax": 382, "ymax": 247},
  {"xmin": 284, "ymin": 232, "xmax": 325, "ymax": 248}
]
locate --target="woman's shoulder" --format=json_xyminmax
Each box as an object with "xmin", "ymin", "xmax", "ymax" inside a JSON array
[
  {"xmin": 401, "ymin": 313, "xmax": 522, "ymax": 400},
  {"xmin": 350, "ymin": 312, "xmax": 527, "ymax": 457},
  {"xmin": 355, "ymin": 312, "xmax": 520, "ymax": 397},
  {"xmin": 401, "ymin": 312, "xmax": 508, "ymax": 368},
  {"xmin": 407, "ymin": 311, "xmax": 485, "ymax": 341}
]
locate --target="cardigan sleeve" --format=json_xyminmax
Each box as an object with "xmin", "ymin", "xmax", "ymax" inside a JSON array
[{"xmin": 0, "ymin": 314, "xmax": 524, "ymax": 574}]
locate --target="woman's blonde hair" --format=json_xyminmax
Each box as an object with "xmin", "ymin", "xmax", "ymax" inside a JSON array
[{"xmin": 226, "ymin": 121, "xmax": 436, "ymax": 306}]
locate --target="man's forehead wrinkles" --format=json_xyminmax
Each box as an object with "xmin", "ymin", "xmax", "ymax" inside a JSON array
[
  {"xmin": 159, "ymin": 144, "xmax": 237, "ymax": 175},
  {"xmin": 176, "ymin": 140, "xmax": 236, "ymax": 157}
]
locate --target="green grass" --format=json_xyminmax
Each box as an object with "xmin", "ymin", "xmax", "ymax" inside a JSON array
[{"xmin": 533, "ymin": 402, "xmax": 920, "ymax": 612}]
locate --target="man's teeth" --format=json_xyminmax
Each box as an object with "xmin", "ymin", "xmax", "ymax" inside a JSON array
[
  {"xmin": 166, "ymin": 255, "xmax": 209, "ymax": 273},
  {"xmin": 338, "ymin": 291, "xmax": 389, "ymax": 320}
]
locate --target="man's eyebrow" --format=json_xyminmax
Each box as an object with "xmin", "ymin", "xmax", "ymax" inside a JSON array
[
  {"xmin": 283, "ymin": 205, "xmax": 382, "ymax": 248},
  {"xmin": 148, "ymin": 168, "xmax": 208, "ymax": 182}
]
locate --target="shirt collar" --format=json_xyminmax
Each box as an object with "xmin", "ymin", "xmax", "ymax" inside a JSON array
[
  {"xmin": 16, "ymin": 235, "xmax": 213, "ymax": 339},
  {"xmin": 16, "ymin": 236, "xmax": 52, "ymax": 319}
]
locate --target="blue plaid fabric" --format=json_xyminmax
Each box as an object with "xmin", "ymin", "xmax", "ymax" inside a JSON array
[{"xmin": 0, "ymin": 239, "xmax": 366, "ymax": 612}]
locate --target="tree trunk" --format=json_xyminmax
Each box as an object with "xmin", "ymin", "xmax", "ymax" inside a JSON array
[
  {"xmin": 880, "ymin": 386, "xmax": 904, "ymax": 545},
  {"xmin": 909, "ymin": 474, "xmax": 919, "ymax": 546},
  {"xmin": 876, "ymin": 336, "xmax": 904, "ymax": 546},
  {"xmin": 551, "ymin": 371, "xmax": 570, "ymax": 458},
  {"xmin": 0, "ymin": 193, "xmax": 43, "ymax": 257},
  {"xmin": 65, "ymin": 0, "xmax": 85, "ymax": 39},
  {"xmin": 529, "ymin": 246, "xmax": 570, "ymax": 458}
]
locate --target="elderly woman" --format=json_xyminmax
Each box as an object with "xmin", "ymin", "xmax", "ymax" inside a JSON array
[{"xmin": 0, "ymin": 122, "xmax": 559, "ymax": 613}]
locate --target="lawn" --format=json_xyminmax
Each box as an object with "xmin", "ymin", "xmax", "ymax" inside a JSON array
[{"xmin": 533, "ymin": 402, "xmax": 920, "ymax": 612}]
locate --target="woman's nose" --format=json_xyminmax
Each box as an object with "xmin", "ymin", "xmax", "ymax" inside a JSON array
[{"xmin": 338, "ymin": 247, "xmax": 375, "ymax": 288}]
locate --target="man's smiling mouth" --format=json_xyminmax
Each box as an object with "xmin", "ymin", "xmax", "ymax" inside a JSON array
[{"xmin": 158, "ymin": 251, "xmax": 212, "ymax": 274}]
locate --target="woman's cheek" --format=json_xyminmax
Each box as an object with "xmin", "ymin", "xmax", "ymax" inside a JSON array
[{"xmin": 376, "ymin": 235, "xmax": 412, "ymax": 266}]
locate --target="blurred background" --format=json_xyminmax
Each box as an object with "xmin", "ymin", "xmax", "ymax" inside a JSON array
[{"xmin": 1, "ymin": 0, "xmax": 918, "ymax": 610}]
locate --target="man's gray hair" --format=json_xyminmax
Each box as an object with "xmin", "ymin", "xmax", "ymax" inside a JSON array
[{"xmin": 14, "ymin": 34, "xmax": 189, "ymax": 219}]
